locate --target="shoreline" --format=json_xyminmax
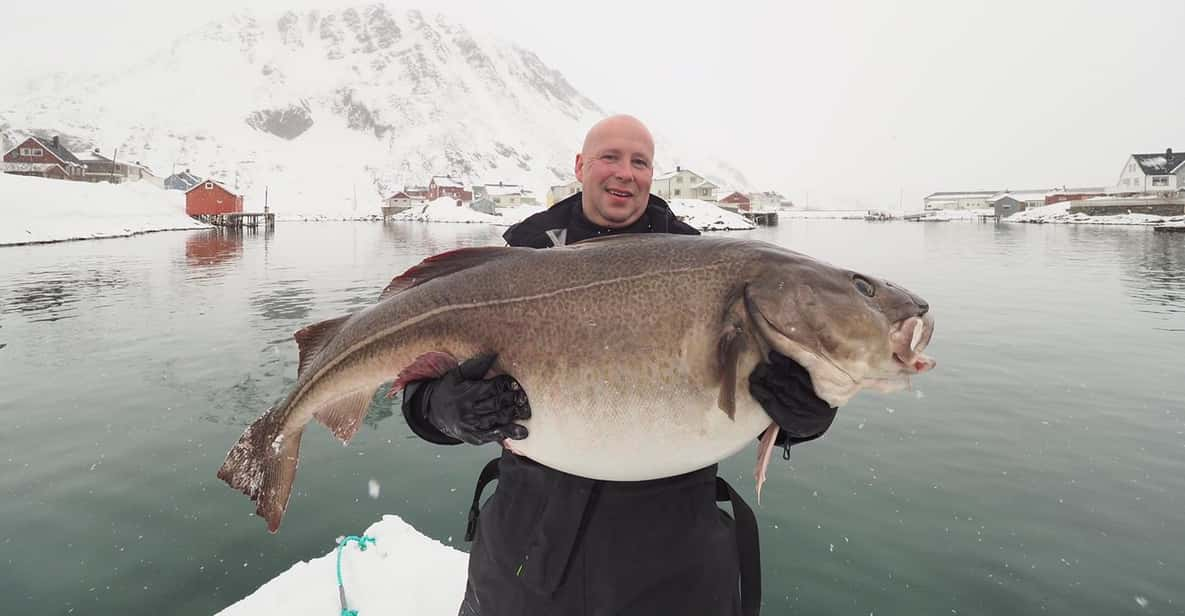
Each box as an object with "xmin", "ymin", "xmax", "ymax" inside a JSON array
[{"xmin": 0, "ymin": 225, "xmax": 213, "ymax": 248}]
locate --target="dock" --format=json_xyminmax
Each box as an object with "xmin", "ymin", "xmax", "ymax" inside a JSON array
[
  {"xmin": 740, "ymin": 211, "xmax": 778, "ymax": 226},
  {"xmin": 197, "ymin": 212, "xmax": 275, "ymax": 229}
]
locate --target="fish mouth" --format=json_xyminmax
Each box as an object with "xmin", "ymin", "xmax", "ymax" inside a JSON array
[{"xmin": 889, "ymin": 313, "xmax": 936, "ymax": 374}]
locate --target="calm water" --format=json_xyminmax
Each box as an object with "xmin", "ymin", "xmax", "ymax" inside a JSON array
[{"xmin": 1, "ymin": 220, "xmax": 1183, "ymax": 615}]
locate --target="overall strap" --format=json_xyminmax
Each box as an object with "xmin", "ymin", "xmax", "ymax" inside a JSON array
[
  {"xmin": 717, "ymin": 477, "xmax": 762, "ymax": 616},
  {"xmin": 464, "ymin": 458, "xmax": 502, "ymax": 541}
]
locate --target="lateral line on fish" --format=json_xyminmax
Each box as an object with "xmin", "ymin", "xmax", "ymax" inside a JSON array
[{"xmin": 289, "ymin": 262, "xmax": 735, "ymax": 412}]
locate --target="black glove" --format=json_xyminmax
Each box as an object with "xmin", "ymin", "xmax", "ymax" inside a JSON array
[
  {"xmin": 749, "ymin": 351, "xmax": 838, "ymax": 447},
  {"xmin": 402, "ymin": 353, "xmax": 531, "ymax": 446}
]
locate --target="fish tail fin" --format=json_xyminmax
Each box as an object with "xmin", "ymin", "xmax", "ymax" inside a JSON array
[{"xmin": 217, "ymin": 410, "xmax": 303, "ymax": 533}]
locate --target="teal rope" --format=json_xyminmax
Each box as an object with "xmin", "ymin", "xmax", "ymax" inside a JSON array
[{"xmin": 336, "ymin": 534, "xmax": 376, "ymax": 616}]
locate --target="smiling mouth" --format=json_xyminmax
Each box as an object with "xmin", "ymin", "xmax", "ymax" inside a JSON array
[{"xmin": 606, "ymin": 188, "xmax": 632, "ymax": 198}]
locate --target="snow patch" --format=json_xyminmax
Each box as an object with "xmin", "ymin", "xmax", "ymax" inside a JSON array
[
  {"xmin": 215, "ymin": 515, "xmax": 466, "ymax": 616},
  {"xmin": 0, "ymin": 173, "xmax": 209, "ymax": 246}
]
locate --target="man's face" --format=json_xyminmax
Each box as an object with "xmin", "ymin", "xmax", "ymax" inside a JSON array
[{"xmin": 575, "ymin": 119, "xmax": 655, "ymax": 228}]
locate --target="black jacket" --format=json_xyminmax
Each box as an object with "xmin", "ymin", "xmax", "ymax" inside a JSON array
[
  {"xmin": 503, "ymin": 191, "xmax": 700, "ymax": 247},
  {"xmin": 407, "ymin": 191, "xmax": 822, "ymax": 615}
]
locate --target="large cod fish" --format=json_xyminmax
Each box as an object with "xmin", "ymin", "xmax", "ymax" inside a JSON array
[{"xmin": 219, "ymin": 234, "xmax": 935, "ymax": 532}]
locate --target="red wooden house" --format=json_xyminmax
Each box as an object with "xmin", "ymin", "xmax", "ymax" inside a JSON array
[
  {"xmin": 185, "ymin": 179, "xmax": 244, "ymax": 217},
  {"xmin": 718, "ymin": 191, "xmax": 752, "ymax": 212},
  {"xmin": 428, "ymin": 175, "xmax": 472, "ymax": 201},
  {"xmin": 1, "ymin": 136, "xmax": 85, "ymax": 179}
]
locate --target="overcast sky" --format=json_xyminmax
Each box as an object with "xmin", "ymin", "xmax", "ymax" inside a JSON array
[{"xmin": 4, "ymin": 0, "xmax": 1183, "ymax": 209}]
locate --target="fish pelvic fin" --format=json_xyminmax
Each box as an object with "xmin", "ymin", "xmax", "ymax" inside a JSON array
[
  {"xmin": 217, "ymin": 411, "xmax": 304, "ymax": 533},
  {"xmin": 312, "ymin": 388, "xmax": 377, "ymax": 443},
  {"xmin": 294, "ymin": 315, "xmax": 350, "ymax": 378},
  {"xmin": 754, "ymin": 423, "xmax": 780, "ymax": 505}
]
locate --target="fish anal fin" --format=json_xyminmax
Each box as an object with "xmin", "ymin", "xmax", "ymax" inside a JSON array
[
  {"xmin": 380, "ymin": 247, "xmax": 523, "ymax": 301},
  {"xmin": 716, "ymin": 326, "xmax": 745, "ymax": 420},
  {"xmin": 217, "ymin": 412, "xmax": 304, "ymax": 533},
  {"xmin": 293, "ymin": 315, "xmax": 350, "ymax": 377},
  {"xmin": 390, "ymin": 351, "xmax": 459, "ymax": 394},
  {"xmin": 313, "ymin": 389, "xmax": 376, "ymax": 443}
]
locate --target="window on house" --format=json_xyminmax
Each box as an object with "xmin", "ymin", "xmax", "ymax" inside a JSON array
[
  {"xmin": 676, "ymin": 177, "xmax": 683, "ymax": 183},
  {"xmin": 674, "ymin": 189, "xmax": 681, "ymax": 196},
  {"xmin": 1152, "ymin": 176, "xmax": 1169, "ymax": 186},
  {"xmin": 205, "ymin": 182, "xmax": 213, "ymax": 189}
]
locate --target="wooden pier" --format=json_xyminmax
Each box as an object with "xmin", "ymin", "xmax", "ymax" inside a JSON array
[
  {"xmin": 197, "ymin": 212, "xmax": 275, "ymax": 229},
  {"xmin": 741, "ymin": 211, "xmax": 778, "ymax": 226}
]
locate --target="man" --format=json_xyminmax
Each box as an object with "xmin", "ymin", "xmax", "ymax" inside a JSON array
[{"xmin": 402, "ymin": 115, "xmax": 838, "ymax": 615}]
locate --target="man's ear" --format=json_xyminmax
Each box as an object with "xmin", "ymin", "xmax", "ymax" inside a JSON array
[{"xmin": 574, "ymin": 153, "xmax": 585, "ymax": 182}]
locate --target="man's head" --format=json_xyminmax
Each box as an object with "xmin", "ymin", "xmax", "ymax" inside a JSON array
[{"xmin": 575, "ymin": 115, "xmax": 655, "ymax": 228}]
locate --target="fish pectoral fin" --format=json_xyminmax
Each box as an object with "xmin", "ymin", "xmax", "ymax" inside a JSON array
[
  {"xmin": 716, "ymin": 327, "xmax": 745, "ymax": 420},
  {"xmin": 293, "ymin": 315, "xmax": 351, "ymax": 378},
  {"xmin": 391, "ymin": 351, "xmax": 460, "ymax": 392},
  {"xmin": 313, "ymin": 388, "xmax": 376, "ymax": 443}
]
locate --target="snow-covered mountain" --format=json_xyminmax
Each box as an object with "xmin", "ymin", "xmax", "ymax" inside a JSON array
[{"xmin": 0, "ymin": 4, "xmax": 749, "ymax": 217}]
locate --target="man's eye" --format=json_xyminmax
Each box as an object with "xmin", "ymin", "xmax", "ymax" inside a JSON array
[
  {"xmin": 633, "ymin": 160, "xmax": 650, "ymax": 168},
  {"xmin": 601, "ymin": 154, "xmax": 618, "ymax": 161}
]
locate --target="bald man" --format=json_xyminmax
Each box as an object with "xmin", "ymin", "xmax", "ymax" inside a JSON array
[{"xmin": 402, "ymin": 115, "xmax": 837, "ymax": 616}]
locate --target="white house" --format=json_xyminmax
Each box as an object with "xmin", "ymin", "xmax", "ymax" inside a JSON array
[
  {"xmin": 475, "ymin": 182, "xmax": 538, "ymax": 208},
  {"xmin": 651, "ymin": 166, "xmax": 718, "ymax": 201},
  {"xmin": 923, "ymin": 191, "xmax": 997, "ymax": 210},
  {"xmin": 547, "ymin": 179, "xmax": 582, "ymax": 206},
  {"xmin": 1109, "ymin": 148, "xmax": 1185, "ymax": 194},
  {"xmin": 748, "ymin": 191, "xmax": 788, "ymax": 211}
]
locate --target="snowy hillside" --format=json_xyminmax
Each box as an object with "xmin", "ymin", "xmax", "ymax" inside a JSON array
[
  {"xmin": 0, "ymin": 4, "xmax": 749, "ymax": 219},
  {"xmin": 0, "ymin": 172, "xmax": 208, "ymax": 245}
]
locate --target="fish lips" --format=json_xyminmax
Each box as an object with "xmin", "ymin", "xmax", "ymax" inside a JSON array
[{"xmin": 889, "ymin": 313, "xmax": 936, "ymax": 374}]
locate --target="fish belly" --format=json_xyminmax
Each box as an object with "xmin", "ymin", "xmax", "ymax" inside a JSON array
[{"xmin": 509, "ymin": 388, "xmax": 772, "ymax": 481}]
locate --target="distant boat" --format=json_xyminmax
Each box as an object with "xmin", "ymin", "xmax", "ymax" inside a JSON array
[{"xmin": 864, "ymin": 209, "xmax": 894, "ymax": 221}]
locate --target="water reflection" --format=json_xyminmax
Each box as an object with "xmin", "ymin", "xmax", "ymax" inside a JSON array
[
  {"xmin": 1119, "ymin": 232, "xmax": 1185, "ymax": 318},
  {"xmin": 184, "ymin": 229, "xmax": 244, "ymax": 268},
  {"xmin": 0, "ymin": 268, "xmax": 129, "ymax": 323}
]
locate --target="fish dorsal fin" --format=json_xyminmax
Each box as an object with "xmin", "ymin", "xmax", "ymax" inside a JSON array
[
  {"xmin": 293, "ymin": 314, "xmax": 350, "ymax": 377},
  {"xmin": 380, "ymin": 246, "xmax": 522, "ymax": 301},
  {"xmin": 565, "ymin": 233, "xmax": 658, "ymax": 249}
]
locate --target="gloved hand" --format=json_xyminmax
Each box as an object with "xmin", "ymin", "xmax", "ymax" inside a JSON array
[
  {"xmin": 749, "ymin": 351, "xmax": 837, "ymax": 446},
  {"xmin": 404, "ymin": 353, "xmax": 531, "ymax": 446}
]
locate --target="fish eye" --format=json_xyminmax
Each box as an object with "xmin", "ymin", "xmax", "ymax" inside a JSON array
[{"xmin": 853, "ymin": 276, "xmax": 876, "ymax": 298}]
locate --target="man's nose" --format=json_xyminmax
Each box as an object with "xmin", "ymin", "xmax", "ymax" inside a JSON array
[{"xmin": 612, "ymin": 162, "xmax": 634, "ymax": 181}]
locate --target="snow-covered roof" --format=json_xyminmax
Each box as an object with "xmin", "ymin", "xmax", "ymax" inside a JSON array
[
  {"xmin": 387, "ymin": 191, "xmax": 411, "ymax": 200},
  {"xmin": 484, "ymin": 184, "xmax": 525, "ymax": 197},
  {"xmin": 925, "ymin": 191, "xmax": 997, "ymax": 200},
  {"xmin": 688, "ymin": 179, "xmax": 718, "ymax": 190},
  {"xmin": 1133, "ymin": 151, "xmax": 1185, "ymax": 175},
  {"xmin": 654, "ymin": 168, "xmax": 704, "ymax": 182},
  {"xmin": 989, "ymin": 189, "xmax": 1053, "ymax": 203},
  {"xmin": 5, "ymin": 136, "xmax": 84, "ymax": 166},
  {"xmin": 184, "ymin": 178, "xmax": 235, "ymax": 194},
  {"xmin": 430, "ymin": 175, "xmax": 464, "ymax": 188}
]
